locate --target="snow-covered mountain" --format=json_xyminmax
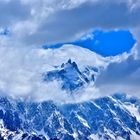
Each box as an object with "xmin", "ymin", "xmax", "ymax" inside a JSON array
[
  {"xmin": 43, "ymin": 59, "xmax": 98, "ymax": 93},
  {"xmin": 0, "ymin": 93, "xmax": 140, "ymax": 140}
]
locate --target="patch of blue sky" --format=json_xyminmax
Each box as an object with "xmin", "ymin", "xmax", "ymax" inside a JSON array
[{"xmin": 44, "ymin": 30, "xmax": 136, "ymax": 57}]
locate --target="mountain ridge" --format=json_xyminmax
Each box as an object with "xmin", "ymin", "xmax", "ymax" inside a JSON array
[{"xmin": 0, "ymin": 93, "xmax": 140, "ymax": 140}]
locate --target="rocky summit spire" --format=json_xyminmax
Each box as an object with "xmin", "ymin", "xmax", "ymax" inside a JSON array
[
  {"xmin": 67, "ymin": 58, "xmax": 72, "ymax": 64},
  {"xmin": 43, "ymin": 59, "xmax": 96, "ymax": 92}
]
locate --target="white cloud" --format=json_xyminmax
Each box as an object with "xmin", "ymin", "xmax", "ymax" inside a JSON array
[
  {"xmin": 0, "ymin": 42, "xmax": 132, "ymax": 102},
  {"xmin": 0, "ymin": 44, "xmax": 108, "ymax": 102},
  {"xmin": 0, "ymin": 0, "xmax": 140, "ymax": 101}
]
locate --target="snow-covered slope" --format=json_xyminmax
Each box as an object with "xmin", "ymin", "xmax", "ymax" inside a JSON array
[
  {"xmin": 0, "ymin": 93, "xmax": 140, "ymax": 140},
  {"xmin": 0, "ymin": 120, "xmax": 46, "ymax": 140}
]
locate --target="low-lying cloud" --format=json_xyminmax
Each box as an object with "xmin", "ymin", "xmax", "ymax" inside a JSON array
[
  {"xmin": 0, "ymin": 44, "xmax": 132, "ymax": 103},
  {"xmin": 0, "ymin": 45, "xmax": 107, "ymax": 102}
]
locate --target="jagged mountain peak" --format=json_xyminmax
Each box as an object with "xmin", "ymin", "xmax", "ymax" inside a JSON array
[
  {"xmin": 43, "ymin": 59, "xmax": 97, "ymax": 92},
  {"xmin": 0, "ymin": 93, "xmax": 140, "ymax": 140},
  {"xmin": 60, "ymin": 59, "xmax": 79, "ymax": 71}
]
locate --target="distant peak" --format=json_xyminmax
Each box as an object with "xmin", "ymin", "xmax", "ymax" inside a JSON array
[
  {"xmin": 67, "ymin": 59, "xmax": 72, "ymax": 64},
  {"xmin": 43, "ymin": 59, "xmax": 97, "ymax": 92},
  {"xmin": 61, "ymin": 59, "xmax": 78, "ymax": 70}
]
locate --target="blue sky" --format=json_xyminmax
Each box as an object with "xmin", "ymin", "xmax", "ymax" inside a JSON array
[
  {"xmin": 45, "ymin": 30, "xmax": 136, "ymax": 57},
  {"xmin": 74, "ymin": 30, "xmax": 136, "ymax": 56}
]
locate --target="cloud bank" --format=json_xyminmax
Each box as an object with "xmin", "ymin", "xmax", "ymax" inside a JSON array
[
  {"xmin": 0, "ymin": 0, "xmax": 140, "ymax": 45},
  {"xmin": 0, "ymin": 0, "xmax": 140, "ymax": 101},
  {"xmin": 0, "ymin": 43, "xmax": 132, "ymax": 102},
  {"xmin": 0, "ymin": 44, "xmax": 109, "ymax": 102}
]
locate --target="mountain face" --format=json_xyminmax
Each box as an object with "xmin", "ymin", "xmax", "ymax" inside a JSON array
[
  {"xmin": 0, "ymin": 120, "xmax": 46, "ymax": 140},
  {"xmin": 0, "ymin": 93, "xmax": 140, "ymax": 140}
]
